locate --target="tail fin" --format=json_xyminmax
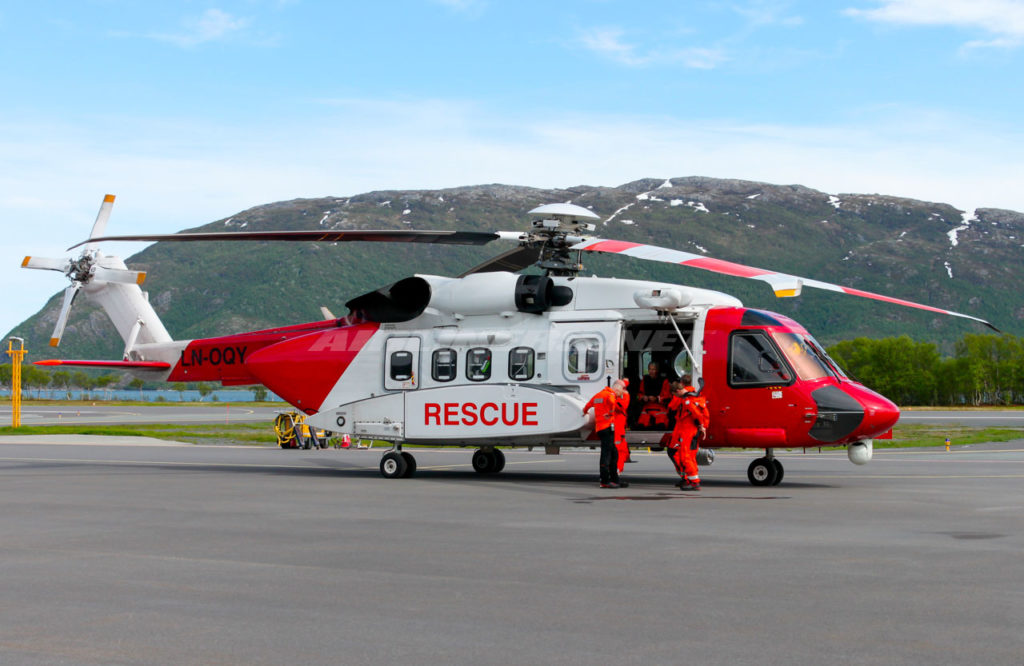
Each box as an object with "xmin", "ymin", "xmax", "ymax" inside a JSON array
[{"xmin": 22, "ymin": 194, "xmax": 173, "ymax": 355}]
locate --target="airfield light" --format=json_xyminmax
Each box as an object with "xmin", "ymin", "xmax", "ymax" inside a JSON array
[{"xmin": 6, "ymin": 337, "xmax": 26, "ymax": 428}]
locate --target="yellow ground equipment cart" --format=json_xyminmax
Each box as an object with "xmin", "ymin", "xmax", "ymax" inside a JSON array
[{"xmin": 274, "ymin": 411, "xmax": 332, "ymax": 449}]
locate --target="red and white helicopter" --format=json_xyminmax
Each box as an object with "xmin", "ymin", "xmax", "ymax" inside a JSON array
[{"xmin": 23, "ymin": 194, "xmax": 995, "ymax": 485}]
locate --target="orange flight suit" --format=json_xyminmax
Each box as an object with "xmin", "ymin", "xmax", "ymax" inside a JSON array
[
  {"xmin": 613, "ymin": 390, "xmax": 630, "ymax": 473},
  {"xmin": 584, "ymin": 386, "xmax": 619, "ymax": 485},
  {"xmin": 667, "ymin": 389, "xmax": 709, "ymax": 486},
  {"xmin": 637, "ymin": 376, "xmax": 671, "ymax": 428}
]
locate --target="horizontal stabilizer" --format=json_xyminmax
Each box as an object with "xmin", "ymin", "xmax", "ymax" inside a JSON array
[{"xmin": 35, "ymin": 359, "xmax": 171, "ymax": 370}]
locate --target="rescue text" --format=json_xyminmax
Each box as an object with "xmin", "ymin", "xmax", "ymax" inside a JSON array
[{"xmin": 424, "ymin": 402, "xmax": 540, "ymax": 427}]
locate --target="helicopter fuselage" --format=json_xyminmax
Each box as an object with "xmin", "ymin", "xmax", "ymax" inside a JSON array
[{"xmin": 138, "ymin": 272, "xmax": 898, "ymax": 459}]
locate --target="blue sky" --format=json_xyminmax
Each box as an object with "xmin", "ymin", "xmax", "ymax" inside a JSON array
[{"xmin": 3, "ymin": 0, "xmax": 1024, "ymax": 340}]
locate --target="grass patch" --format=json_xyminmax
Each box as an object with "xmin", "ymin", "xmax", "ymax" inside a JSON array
[
  {"xmin": 880, "ymin": 424, "xmax": 1024, "ymax": 449},
  {"xmin": 0, "ymin": 398, "xmax": 280, "ymax": 407},
  {"xmin": 0, "ymin": 422, "xmax": 278, "ymax": 446}
]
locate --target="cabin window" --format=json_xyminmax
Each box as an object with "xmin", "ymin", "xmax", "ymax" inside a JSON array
[
  {"xmin": 729, "ymin": 331, "xmax": 793, "ymax": 387},
  {"xmin": 466, "ymin": 347, "xmax": 492, "ymax": 382},
  {"xmin": 508, "ymin": 347, "xmax": 535, "ymax": 381},
  {"xmin": 432, "ymin": 348, "xmax": 457, "ymax": 382},
  {"xmin": 389, "ymin": 351, "xmax": 414, "ymax": 381},
  {"xmin": 567, "ymin": 337, "xmax": 601, "ymax": 376}
]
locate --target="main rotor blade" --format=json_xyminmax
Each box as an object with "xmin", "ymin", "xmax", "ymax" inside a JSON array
[
  {"xmin": 50, "ymin": 284, "xmax": 81, "ymax": 347},
  {"xmin": 573, "ymin": 238, "xmax": 998, "ymax": 331},
  {"xmin": 69, "ymin": 229, "xmax": 501, "ymax": 250},
  {"xmin": 83, "ymin": 194, "xmax": 116, "ymax": 250},
  {"xmin": 458, "ymin": 245, "xmax": 540, "ymax": 277}
]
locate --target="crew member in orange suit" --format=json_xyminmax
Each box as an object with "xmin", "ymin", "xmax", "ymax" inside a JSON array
[
  {"xmin": 637, "ymin": 362, "xmax": 671, "ymax": 428},
  {"xmin": 667, "ymin": 382, "xmax": 709, "ymax": 490},
  {"xmin": 584, "ymin": 382, "xmax": 628, "ymax": 489},
  {"xmin": 612, "ymin": 379, "xmax": 631, "ymax": 474}
]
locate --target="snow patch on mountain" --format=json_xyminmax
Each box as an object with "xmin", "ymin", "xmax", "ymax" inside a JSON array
[
  {"xmin": 948, "ymin": 209, "xmax": 977, "ymax": 247},
  {"xmin": 605, "ymin": 202, "xmax": 635, "ymax": 225}
]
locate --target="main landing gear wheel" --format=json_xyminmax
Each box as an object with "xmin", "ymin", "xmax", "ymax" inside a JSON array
[
  {"xmin": 747, "ymin": 457, "xmax": 779, "ymax": 487},
  {"xmin": 771, "ymin": 459, "xmax": 784, "ymax": 486},
  {"xmin": 380, "ymin": 451, "xmax": 408, "ymax": 479},
  {"xmin": 400, "ymin": 451, "xmax": 417, "ymax": 478},
  {"xmin": 472, "ymin": 448, "xmax": 505, "ymax": 474}
]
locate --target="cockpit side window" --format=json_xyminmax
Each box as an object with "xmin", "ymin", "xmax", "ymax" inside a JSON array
[{"xmin": 729, "ymin": 331, "xmax": 793, "ymax": 387}]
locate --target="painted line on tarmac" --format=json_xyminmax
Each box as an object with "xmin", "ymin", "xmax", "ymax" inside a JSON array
[
  {"xmin": 0, "ymin": 455, "xmax": 328, "ymax": 470},
  {"xmin": 797, "ymin": 473, "xmax": 1024, "ymax": 480},
  {"xmin": 418, "ymin": 459, "xmax": 566, "ymax": 471}
]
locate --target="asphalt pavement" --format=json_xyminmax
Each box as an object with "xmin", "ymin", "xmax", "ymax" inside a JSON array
[{"xmin": 0, "ymin": 437, "xmax": 1021, "ymax": 665}]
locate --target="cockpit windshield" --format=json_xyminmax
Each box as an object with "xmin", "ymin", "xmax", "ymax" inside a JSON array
[
  {"xmin": 771, "ymin": 331, "xmax": 836, "ymax": 381},
  {"xmin": 806, "ymin": 335, "xmax": 849, "ymax": 379}
]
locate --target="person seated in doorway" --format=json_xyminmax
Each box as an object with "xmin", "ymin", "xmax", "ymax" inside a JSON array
[{"xmin": 636, "ymin": 362, "xmax": 671, "ymax": 429}]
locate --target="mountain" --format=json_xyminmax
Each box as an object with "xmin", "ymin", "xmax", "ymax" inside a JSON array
[{"xmin": 9, "ymin": 177, "xmax": 1023, "ymax": 361}]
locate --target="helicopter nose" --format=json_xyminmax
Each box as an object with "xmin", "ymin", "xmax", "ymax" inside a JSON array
[
  {"xmin": 853, "ymin": 388, "xmax": 900, "ymax": 438},
  {"xmin": 807, "ymin": 383, "xmax": 900, "ymax": 444}
]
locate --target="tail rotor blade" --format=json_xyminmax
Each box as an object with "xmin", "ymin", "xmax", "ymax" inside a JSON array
[
  {"xmin": 91, "ymin": 265, "xmax": 147, "ymax": 285},
  {"xmin": 84, "ymin": 194, "xmax": 116, "ymax": 249},
  {"xmin": 50, "ymin": 284, "xmax": 81, "ymax": 347},
  {"xmin": 22, "ymin": 256, "xmax": 72, "ymax": 272}
]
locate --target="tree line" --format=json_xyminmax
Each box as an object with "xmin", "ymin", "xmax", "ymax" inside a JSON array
[
  {"xmin": 0, "ymin": 365, "xmax": 268, "ymax": 402},
  {"xmin": 4, "ymin": 333, "xmax": 1024, "ymax": 406},
  {"xmin": 826, "ymin": 334, "xmax": 1024, "ymax": 406}
]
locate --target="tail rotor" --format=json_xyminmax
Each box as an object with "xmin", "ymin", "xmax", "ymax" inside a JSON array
[{"xmin": 21, "ymin": 194, "xmax": 148, "ymax": 347}]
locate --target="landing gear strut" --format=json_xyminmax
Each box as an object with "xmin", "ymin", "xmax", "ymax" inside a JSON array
[
  {"xmin": 471, "ymin": 447, "xmax": 506, "ymax": 474},
  {"xmin": 747, "ymin": 451, "xmax": 784, "ymax": 486},
  {"xmin": 380, "ymin": 446, "xmax": 417, "ymax": 479}
]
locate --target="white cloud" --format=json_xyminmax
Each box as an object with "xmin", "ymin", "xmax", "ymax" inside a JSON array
[
  {"xmin": 845, "ymin": 0, "xmax": 1024, "ymax": 48},
  {"xmin": 577, "ymin": 26, "xmax": 728, "ymax": 68},
  {"xmin": 147, "ymin": 9, "xmax": 250, "ymax": 48}
]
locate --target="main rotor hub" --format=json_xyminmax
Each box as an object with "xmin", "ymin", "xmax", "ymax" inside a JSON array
[{"xmin": 526, "ymin": 203, "xmax": 599, "ymax": 276}]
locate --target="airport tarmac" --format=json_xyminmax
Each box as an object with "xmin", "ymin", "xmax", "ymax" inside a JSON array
[{"xmin": 0, "ymin": 438, "xmax": 1022, "ymax": 665}]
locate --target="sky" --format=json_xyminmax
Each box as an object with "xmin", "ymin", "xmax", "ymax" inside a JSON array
[{"xmin": 3, "ymin": 0, "xmax": 1024, "ymax": 341}]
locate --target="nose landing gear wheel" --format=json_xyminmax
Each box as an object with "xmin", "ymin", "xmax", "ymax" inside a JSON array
[
  {"xmin": 380, "ymin": 451, "xmax": 408, "ymax": 479},
  {"xmin": 771, "ymin": 459, "xmax": 784, "ymax": 485},
  {"xmin": 747, "ymin": 457, "xmax": 778, "ymax": 486}
]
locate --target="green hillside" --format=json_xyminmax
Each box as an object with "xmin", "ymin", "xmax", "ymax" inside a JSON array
[{"xmin": 9, "ymin": 177, "xmax": 1022, "ymax": 361}]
